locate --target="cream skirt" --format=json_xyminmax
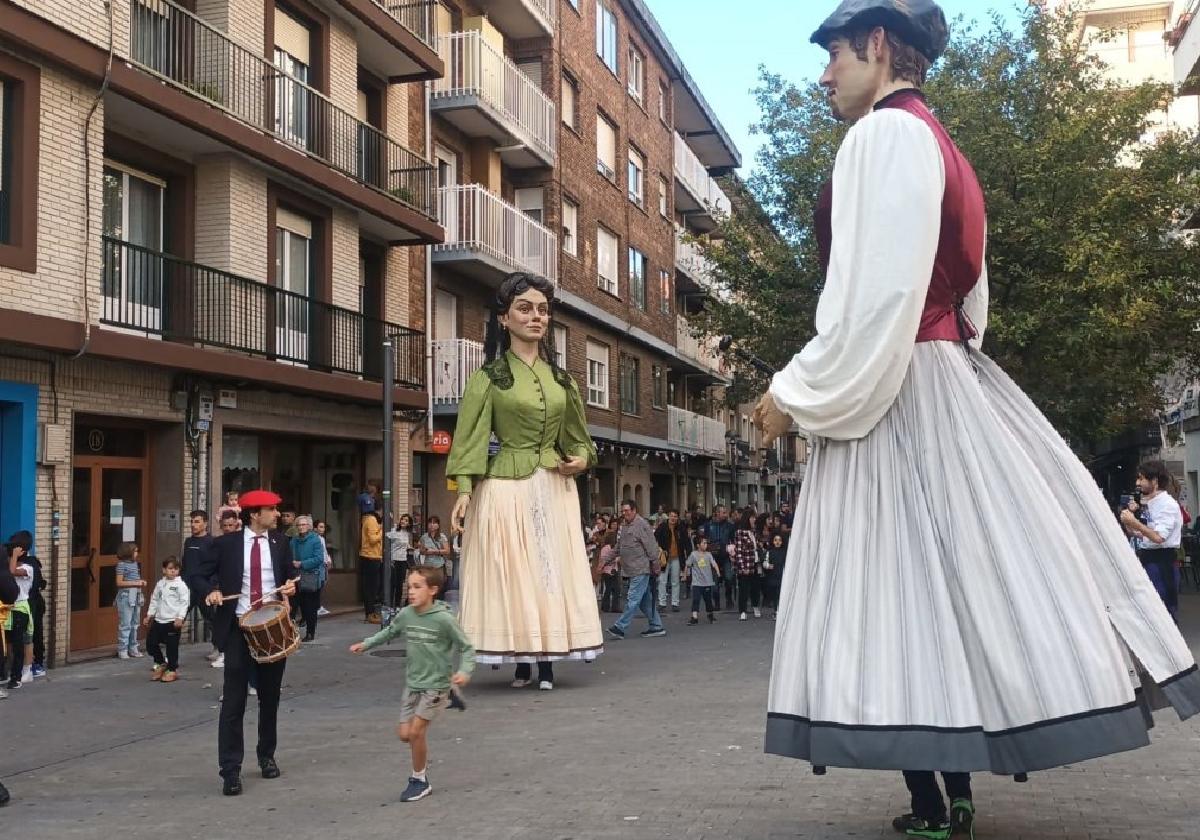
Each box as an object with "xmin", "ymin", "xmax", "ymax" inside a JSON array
[
  {"xmin": 458, "ymin": 467, "xmax": 604, "ymax": 664},
  {"xmin": 766, "ymin": 342, "xmax": 1200, "ymax": 773}
]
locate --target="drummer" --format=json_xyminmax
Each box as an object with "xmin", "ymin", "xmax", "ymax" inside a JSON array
[{"xmin": 200, "ymin": 489, "xmax": 297, "ymax": 796}]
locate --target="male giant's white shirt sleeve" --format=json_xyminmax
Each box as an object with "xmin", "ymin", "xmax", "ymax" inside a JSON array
[{"xmin": 769, "ymin": 108, "xmax": 945, "ymax": 440}]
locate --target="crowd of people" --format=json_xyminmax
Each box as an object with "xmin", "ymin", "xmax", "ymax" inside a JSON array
[{"xmin": 585, "ymin": 501, "xmax": 796, "ymax": 628}]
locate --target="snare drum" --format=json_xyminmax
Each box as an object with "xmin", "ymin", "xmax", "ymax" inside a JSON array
[{"xmin": 238, "ymin": 602, "xmax": 300, "ymax": 664}]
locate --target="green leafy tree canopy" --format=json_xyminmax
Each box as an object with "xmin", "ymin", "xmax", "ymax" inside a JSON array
[{"xmin": 696, "ymin": 2, "xmax": 1200, "ymax": 445}]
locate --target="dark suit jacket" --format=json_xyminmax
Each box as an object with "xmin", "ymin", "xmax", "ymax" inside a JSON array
[{"xmin": 195, "ymin": 530, "xmax": 296, "ymax": 650}]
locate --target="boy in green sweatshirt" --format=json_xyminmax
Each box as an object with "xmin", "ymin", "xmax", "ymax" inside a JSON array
[{"xmin": 351, "ymin": 566, "xmax": 475, "ymax": 802}]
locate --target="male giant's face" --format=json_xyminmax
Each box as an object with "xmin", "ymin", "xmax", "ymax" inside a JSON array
[{"xmin": 819, "ymin": 31, "xmax": 889, "ymax": 123}]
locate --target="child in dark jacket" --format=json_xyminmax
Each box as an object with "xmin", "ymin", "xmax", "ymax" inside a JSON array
[{"xmin": 763, "ymin": 533, "xmax": 788, "ymax": 617}]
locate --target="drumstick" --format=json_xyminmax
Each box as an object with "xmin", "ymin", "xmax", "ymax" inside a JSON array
[{"xmin": 219, "ymin": 582, "xmax": 292, "ymax": 605}]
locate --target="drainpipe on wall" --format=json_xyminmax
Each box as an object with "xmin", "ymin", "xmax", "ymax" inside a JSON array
[{"xmin": 425, "ymin": 77, "xmax": 434, "ymax": 447}]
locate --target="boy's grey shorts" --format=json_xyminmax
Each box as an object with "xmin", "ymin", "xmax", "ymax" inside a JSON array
[{"xmin": 400, "ymin": 688, "xmax": 450, "ymax": 723}]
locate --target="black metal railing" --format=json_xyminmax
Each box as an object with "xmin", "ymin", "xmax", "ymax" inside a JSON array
[
  {"xmin": 383, "ymin": 1, "xmax": 438, "ymax": 48},
  {"xmin": 101, "ymin": 237, "xmax": 425, "ymax": 389},
  {"xmin": 128, "ymin": 0, "xmax": 436, "ymax": 219}
]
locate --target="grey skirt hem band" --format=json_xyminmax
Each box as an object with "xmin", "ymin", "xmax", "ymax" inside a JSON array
[{"xmin": 765, "ymin": 666, "xmax": 1200, "ymax": 774}]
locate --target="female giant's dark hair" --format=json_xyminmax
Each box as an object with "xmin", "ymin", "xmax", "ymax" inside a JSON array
[{"xmin": 483, "ymin": 272, "xmax": 572, "ymax": 391}]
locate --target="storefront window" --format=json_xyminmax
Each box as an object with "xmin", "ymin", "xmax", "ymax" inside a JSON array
[{"xmin": 222, "ymin": 433, "xmax": 260, "ymax": 496}]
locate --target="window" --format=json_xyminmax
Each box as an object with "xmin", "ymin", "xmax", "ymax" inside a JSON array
[
  {"xmin": 567, "ymin": 0, "xmax": 579, "ymax": 8},
  {"xmin": 658, "ymin": 175, "xmax": 668, "ymax": 217},
  {"xmin": 561, "ymin": 72, "xmax": 578, "ymax": 130},
  {"xmin": 275, "ymin": 207, "xmax": 314, "ymax": 362},
  {"xmin": 102, "ymin": 161, "xmax": 166, "ymax": 332},
  {"xmin": 659, "ymin": 269, "xmax": 671, "ymax": 315},
  {"xmin": 562, "ymin": 197, "xmax": 578, "ymax": 257},
  {"xmin": 596, "ymin": 0, "xmax": 618, "ymax": 74},
  {"xmin": 652, "ymin": 364, "xmax": 665, "ymax": 409},
  {"xmin": 0, "ymin": 54, "xmax": 39, "ymax": 271},
  {"xmin": 627, "ymin": 146, "xmax": 645, "ymax": 207},
  {"xmin": 597, "ymin": 113, "xmax": 617, "ymax": 181},
  {"xmin": 273, "ymin": 8, "xmax": 312, "ymax": 148},
  {"xmin": 553, "ymin": 324, "xmax": 568, "ymax": 368},
  {"xmin": 628, "ymin": 45, "xmax": 644, "ymax": 102},
  {"xmin": 619, "ymin": 353, "xmax": 640, "ymax": 415},
  {"xmin": 628, "ymin": 247, "xmax": 646, "ymax": 311},
  {"xmin": 597, "ymin": 226, "xmax": 618, "ymax": 295},
  {"xmin": 587, "ymin": 340, "xmax": 610, "ymax": 408},
  {"xmin": 658, "ymin": 80, "xmax": 669, "ymax": 122}
]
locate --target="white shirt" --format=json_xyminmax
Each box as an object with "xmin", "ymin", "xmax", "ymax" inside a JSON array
[
  {"xmin": 15, "ymin": 563, "xmax": 33, "ymax": 603},
  {"xmin": 1139, "ymin": 492, "xmax": 1183, "ymax": 550},
  {"xmin": 238, "ymin": 528, "xmax": 278, "ymax": 616},
  {"xmin": 768, "ymin": 107, "xmax": 988, "ymax": 441}
]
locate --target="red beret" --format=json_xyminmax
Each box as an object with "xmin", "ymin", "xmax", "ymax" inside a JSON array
[{"xmin": 239, "ymin": 490, "xmax": 282, "ymax": 508}]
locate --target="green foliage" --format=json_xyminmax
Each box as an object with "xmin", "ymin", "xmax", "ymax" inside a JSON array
[{"xmin": 697, "ymin": 2, "xmax": 1200, "ymax": 444}]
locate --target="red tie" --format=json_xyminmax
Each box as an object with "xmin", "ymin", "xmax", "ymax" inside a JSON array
[{"xmin": 250, "ymin": 535, "xmax": 264, "ymax": 606}]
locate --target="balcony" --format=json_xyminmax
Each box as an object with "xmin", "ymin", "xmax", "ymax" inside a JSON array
[
  {"xmin": 100, "ymin": 236, "xmax": 425, "ymax": 390},
  {"xmin": 315, "ymin": 1, "xmax": 442, "ymax": 80},
  {"xmin": 675, "ymin": 226, "xmax": 713, "ymax": 290},
  {"xmin": 667, "ymin": 405, "xmax": 727, "ymax": 457},
  {"xmin": 474, "ymin": 0, "xmax": 555, "ymax": 39},
  {"xmin": 432, "ymin": 185, "xmax": 558, "ymax": 284},
  {"xmin": 674, "ymin": 133, "xmax": 730, "ymax": 232},
  {"xmin": 1174, "ymin": 3, "xmax": 1200, "ymax": 93},
  {"xmin": 676, "ymin": 316, "xmax": 726, "ymax": 379},
  {"xmin": 128, "ymin": 0, "xmax": 436, "ymax": 220},
  {"xmin": 432, "ymin": 338, "xmax": 487, "ymax": 411},
  {"xmin": 431, "ymin": 31, "xmax": 556, "ymax": 168}
]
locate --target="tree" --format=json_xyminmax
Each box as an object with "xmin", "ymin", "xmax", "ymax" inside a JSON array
[{"xmin": 696, "ymin": 2, "xmax": 1200, "ymax": 445}]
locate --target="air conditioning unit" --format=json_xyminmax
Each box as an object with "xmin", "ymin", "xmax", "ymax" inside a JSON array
[{"xmin": 39, "ymin": 423, "xmax": 70, "ymax": 465}]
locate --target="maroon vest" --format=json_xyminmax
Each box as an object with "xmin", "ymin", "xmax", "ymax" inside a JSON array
[{"xmin": 814, "ymin": 90, "xmax": 987, "ymax": 343}]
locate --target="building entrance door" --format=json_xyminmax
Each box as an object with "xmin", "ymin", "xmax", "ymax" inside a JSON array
[{"xmin": 69, "ymin": 427, "xmax": 151, "ymax": 652}]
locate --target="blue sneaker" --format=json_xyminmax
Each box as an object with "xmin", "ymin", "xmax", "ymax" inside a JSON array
[
  {"xmin": 400, "ymin": 777, "xmax": 431, "ymax": 802},
  {"xmin": 31, "ymin": 665, "xmax": 47, "ymax": 678},
  {"xmin": 640, "ymin": 627, "xmax": 666, "ymax": 638},
  {"xmin": 605, "ymin": 626, "xmax": 625, "ymax": 640}
]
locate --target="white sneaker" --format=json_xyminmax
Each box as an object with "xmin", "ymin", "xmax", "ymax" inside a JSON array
[
  {"xmin": 317, "ymin": 606, "xmax": 330, "ymax": 616},
  {"xmin": 129, "ymin": 648, "xmax": 145, "ymax": 658},
  {"xmin": 739, "ymin": 612, "xmax": 747, "ymax": 621},
  {"xmin": 753, "ymin": 607, "xmax": 762, "ymax": 619},
  {"xmin": 211, "ymin": 653, "xmax": 225, "ymax": 669},
  {"xmin": 20, "ymin": 669, "xmax": 32, "ymax": 684},
  {"xmin": 205, "ymin": 648, "xmax": 221, "ymax": 662},
  {"xmin": 538, "ymin": 681, "xmax": 554, "ymax": 691},
  {"xmin": 117, "ymin": 650, "xmax": 130, "ymax": 660},
  {"xmin": 0, "ymin": 687, "xmax": 7, "ymax": 700},
  {"xmin": 249, "ymin": 686, "xmax": 258, "ymax": 697},
  {"xmin": 511, "ymin": 679, "xmax": 531, "ymax": 689}
]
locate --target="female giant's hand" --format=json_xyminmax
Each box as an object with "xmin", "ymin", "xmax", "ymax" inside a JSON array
[
  {"xmin": 451, "ymin": 494, "xmax": 471, "ymax": 535},
  {"xmin": 557, "ymin": 455, "xmax": 588, "ymax": 477}
]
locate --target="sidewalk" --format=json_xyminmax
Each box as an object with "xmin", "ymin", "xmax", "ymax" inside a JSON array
[{"xmin": 2, "ymin": 595, "xmax": 1199, "ymax": 839}]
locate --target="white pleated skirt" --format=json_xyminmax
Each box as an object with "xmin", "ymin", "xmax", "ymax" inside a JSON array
[
  {"xmin": 458, "ymin": 467, "xmax": 604, "ymax": 665},
  {"xmin": 765, "ymin": 342, "xmax": 1200, "ymax": 774}
]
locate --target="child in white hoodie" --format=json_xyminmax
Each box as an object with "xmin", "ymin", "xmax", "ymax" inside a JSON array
[{"xmin": 143, "ymin": 556, "xmax": 190, "ymax": 683}]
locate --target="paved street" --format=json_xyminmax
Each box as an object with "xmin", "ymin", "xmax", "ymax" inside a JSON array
[{"xmin": 3, "ymin": 594, "xmax": 1200, "ymax": 840}]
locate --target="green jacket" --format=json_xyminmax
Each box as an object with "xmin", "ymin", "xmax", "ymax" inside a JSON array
[
  {"xmin": 360, "ymin": 603, "xmax": 476, "ymax": 691},
  {"xmin": 446, "ymin": 352, "xmax": 597, "ymax": 495}
]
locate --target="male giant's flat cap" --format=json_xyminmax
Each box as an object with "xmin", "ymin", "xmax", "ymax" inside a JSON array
[{"xmin": 810, "ymin": 0, "xmax": 950, "ymax": 63}]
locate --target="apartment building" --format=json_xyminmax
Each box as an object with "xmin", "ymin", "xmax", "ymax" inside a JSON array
[
  {"xmin": 420, "ymin": 0, "xmax": 740, "ymax": 522},
  {"xmin": 0, "ymin": 0, "xmax": 441, "ymax": 660}
]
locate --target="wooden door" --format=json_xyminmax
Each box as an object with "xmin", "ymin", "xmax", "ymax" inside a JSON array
[{"xmin": 70, "ymin": 457, "xmax": 151, "ymax": 652}]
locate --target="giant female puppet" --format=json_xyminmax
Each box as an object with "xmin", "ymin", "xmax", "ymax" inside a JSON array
[
  {"xmin": 751, "ymin": 2, "xmax": 1200, "ymax": 838},
  {"xmin": 447, "ymin": 272, "xmax": 603, "ymax": 690}
]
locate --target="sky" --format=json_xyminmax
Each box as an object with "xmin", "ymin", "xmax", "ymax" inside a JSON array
[{"xmin": 646, "ymin": 0, "xmax": 1025, "ymax": 173}]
